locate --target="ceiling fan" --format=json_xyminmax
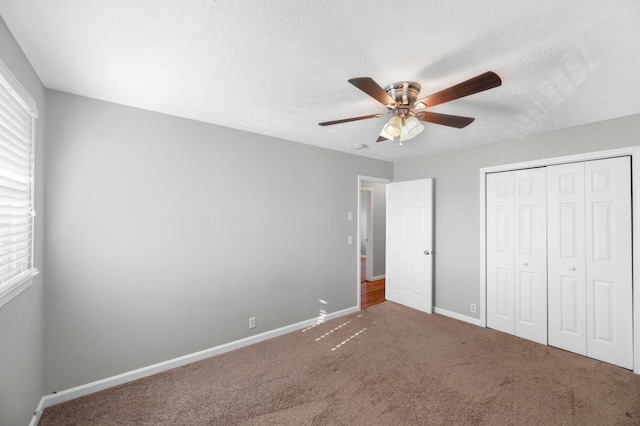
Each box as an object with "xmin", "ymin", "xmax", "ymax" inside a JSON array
[{"xmin": 318, "ymin": 71, "xmax": 502, "ymax": 146}]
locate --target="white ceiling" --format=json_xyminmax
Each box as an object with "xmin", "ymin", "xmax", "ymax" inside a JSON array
[{"xmin": 1, "ymin": 0, "xmax": 640, "ymax": 162}]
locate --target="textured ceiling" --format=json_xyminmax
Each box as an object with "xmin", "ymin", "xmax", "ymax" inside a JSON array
[{"xmin": 1, "ymin": 0, "xmax": 640, "ymax": 162}]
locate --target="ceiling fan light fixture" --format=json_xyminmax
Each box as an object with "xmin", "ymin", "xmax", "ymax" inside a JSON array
[
  {"xmin": 400, "ymin": 116, "xmax": 425, "ymax": 141},
  {"xmin": 383, "ymin": 115, "xmax": 402, "ymax": 137},
  {"xmin": 378, "ymin": 128, "xmax": 395, "ymax": 140}
]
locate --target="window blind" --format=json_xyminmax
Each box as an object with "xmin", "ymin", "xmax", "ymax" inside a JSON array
[{"xmin": 0, "ymin": 58, "xmax": 38, "ymax": 307}]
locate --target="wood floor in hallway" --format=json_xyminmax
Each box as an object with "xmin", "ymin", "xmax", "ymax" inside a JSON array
[
  {"xmin": 361, "ymin": 279, "xmax": 385, "ymax": 309},
  {"xmin": 361, "ymin": 257, "xmax": 385, "ymax": 309}
]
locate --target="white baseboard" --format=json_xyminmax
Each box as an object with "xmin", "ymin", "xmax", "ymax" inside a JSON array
[
  {"xmin": 34, "ymin": 306, "xmax": 359, "ymax": 417},
  {"xmin": 434, "ymin": 307, "xmax": 482, "ymax": 327},
  {"xmin": 29, "ymin": 397, "xmax": 45, "ymax": 426},
  {"xmin": 371, "ymin": 274, "xmax": 385, "ymax": 281}
]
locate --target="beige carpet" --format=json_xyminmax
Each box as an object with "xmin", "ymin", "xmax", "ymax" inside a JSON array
[{"xmin": 39, "ymin": 302, "xmax": 640, "ymax": 425}]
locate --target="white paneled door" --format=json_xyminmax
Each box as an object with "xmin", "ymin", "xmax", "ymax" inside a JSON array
[
  {"xmin": 513, "ymin": 168, "xmax": 548, "ymax": 344},
  {"xmin": 486, "ymin": 171, "xmax": 515, "ymax": 335},
  {"xmin": 584, "ymin": 158, "xmax": 633, "ymax": 369},
  {"xmin": 487, "ymin": 168, "xmax": 547, "ymax": 344},
  {"xmin": 486, "ymin": 153, "xmax": 635, "ymax": 370},
  {"xmin": 547, "ymin": 162, "xmax": 587, "ymax": 355},
  {"xmin": 386, "ymin": 179, "xmax": 433, "ymax": 314},
  {"xmin": 548, "ymin": 157, "xmax": 633, "ymax": 369}
]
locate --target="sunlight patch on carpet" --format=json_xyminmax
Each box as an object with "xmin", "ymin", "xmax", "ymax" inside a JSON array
[
  {"xmin": 331, "ymin": 328, "xmax": 367, "ymax": 351},
  {"xmin": 315, "ymin": 320, "xmax": 351, "ymax": 341}
]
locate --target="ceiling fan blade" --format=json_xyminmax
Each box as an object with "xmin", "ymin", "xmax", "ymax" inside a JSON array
[
  {"xmin": 417, "ymin": 111, "xmax": 475, "ymax": 128},
  {"xmin": 348, "ymin": 77, "xmax": 398, "ymax": 107},
  {"xmin": 415, "ymin": 71, "xmax": 502, "ymax": 108},
  {"xmin": 318, "ymin": 113, "xmax": 384, "ymax": 126},
  {"xmin": 376, "ymin": 135, "xmax": 389, "ymax": 142}
]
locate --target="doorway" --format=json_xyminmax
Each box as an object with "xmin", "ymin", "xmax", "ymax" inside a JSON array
[
  {"xmin": 357, "ymin": 176, "xmax": 434, "ymax": 313},
  {"xmin": 358, "ymin": 176, "xmax": 391, "ymax": 309}
]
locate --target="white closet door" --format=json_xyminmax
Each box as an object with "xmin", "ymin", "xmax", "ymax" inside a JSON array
[
  {"xmin": 513, "ymin": 168, "xmax": 547, "ymax": 345},
  {"xmin": 486, "ymin": 172, "xmax": 515, "ymax": 334},
  {"xmin": 547, "ymin": 162, "xmax": 587, "ymax": 356},
  {"xmin": 584, "ymin": 157, "xmax": 633, "ymax": 369}
]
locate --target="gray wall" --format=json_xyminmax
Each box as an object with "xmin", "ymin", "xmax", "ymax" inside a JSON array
[
  {"xmin": 0, "ymin": 17, "xmax": 46, "ymax": 426},
  {"xmin": 361, "ymin": 181, "xmax": 386, "ymax": 278},
  {"xmin": 44, "ymin": 90, "xmax": 392, "ymax": 392},
  {"xmin": 394, "ymin": 114, "xmax": 640, "ymax": 318}
]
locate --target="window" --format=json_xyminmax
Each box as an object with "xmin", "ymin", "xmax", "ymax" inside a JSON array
[{"xmin": 0, "ymin": 58, "xmax": 38, "ymax": 308}]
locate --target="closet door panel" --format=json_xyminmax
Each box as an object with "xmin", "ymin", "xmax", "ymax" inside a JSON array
[
  {"xmin": 514, "ymin": 168, "xmax": 547, "ymax": 344},
  {"xmin": 584, "ymin": 157, "xmax": 633, "ymax": 369},
  {"xmin": 486, "ymin": 172, "xmax": 515, "ymax": 335},
  {"xmin": 547, "ymin": 162, "xmax": 587, "ymax": 356}
]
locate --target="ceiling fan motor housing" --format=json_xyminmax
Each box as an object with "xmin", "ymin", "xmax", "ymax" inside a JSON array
[{"xmin": 384, "ymin": 81, "xmax": 421, "ymax": 108}]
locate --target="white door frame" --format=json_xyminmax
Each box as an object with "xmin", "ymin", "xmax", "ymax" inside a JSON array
[
  {"xmin": 357, "ymin": 175, "xmax": 392, "ymax": 309},
  {"xmin": 479, "ymin": 146, "xmax": 640, "ymax": 374}
]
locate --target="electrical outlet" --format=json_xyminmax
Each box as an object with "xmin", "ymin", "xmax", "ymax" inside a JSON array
[
  {"xmin": 249, "ymin": 317, "xmax": 256, "ymax": 329},
  {"xmin": 470, "ymin": 303, "xmax": 477, "ymax": 313}
]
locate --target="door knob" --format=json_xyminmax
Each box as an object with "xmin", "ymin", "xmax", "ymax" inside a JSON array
[
  {"xmin": 424, "ymin": 250, "xmax": 431, "ymax": 255},
  {"xmin": 523, "ymin": 262, "xmax": 528, "ymax": 267},
  {"xmin": 569, "ymin": 267, "xmax": 576, "ymax": 271}
]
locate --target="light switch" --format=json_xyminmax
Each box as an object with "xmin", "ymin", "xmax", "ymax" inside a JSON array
[
  {"xmin": 347, "ymin": 236, "xmax": 353, "ymax": 245},
  {"xmin": 347, "ymin": 212, "xmax": 353, "ymax": 221}
]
